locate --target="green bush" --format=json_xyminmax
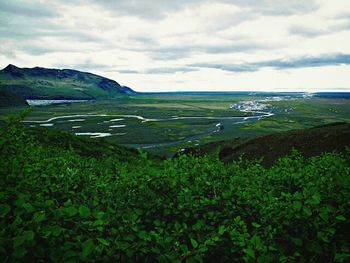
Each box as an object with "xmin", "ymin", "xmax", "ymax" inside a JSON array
[{"xmin": 0, "ymin": 121, "xmax": 349, "ymax": 262}]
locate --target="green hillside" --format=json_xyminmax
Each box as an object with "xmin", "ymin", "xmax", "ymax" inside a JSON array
[
  {"xmin": 0, "ymin": 90, "xmax": 28, "ymax": 107},
  {"xmin": 1, "ymin": 114, "xmax": 349, "ymax": 262},
  {"xmin": 0, "ymin": 64, "xmax": 135, "ymax": 100},
  {"xmin": 180, "ymin": 122, "xmax": 350, "ymax": 167}
]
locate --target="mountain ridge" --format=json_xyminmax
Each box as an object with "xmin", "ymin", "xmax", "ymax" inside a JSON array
[{"xmin": 0, "ymin": 64, "xmax": 136, "ymax": 100}]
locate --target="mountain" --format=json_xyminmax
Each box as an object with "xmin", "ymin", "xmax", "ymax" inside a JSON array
[
  {"xmin": 179, "ymin": 122, "xmax": 350, "ymax": 166},
  {"xmin": 0, "ymin": 64, "xmax": 136, "ymax": 100}
]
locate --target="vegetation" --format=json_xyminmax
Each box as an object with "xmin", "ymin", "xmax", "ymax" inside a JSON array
[
  {"xmin": 184, "ymin": 122, "xmax": 350, "ymax": 167},
  {"xmin": 1, "ymin": 114, "xmax": 349, "ymax": 262},
  {"xmin": 0, "ymin": 90, "xmax": 28, "ymax": 108},
  {"xmin": 0, "ymin": 64, "xmax": 135, "ymax": 100}
]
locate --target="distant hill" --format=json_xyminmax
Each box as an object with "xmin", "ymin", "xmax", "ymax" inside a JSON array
[
  {"xmin": 0, "ymin": 89, "xmax": 28, "ymax": 107},
  {"xmin": 313, "ymin": 92, "xmax": 350, "ymax": 99},
  {"xmin": 179, "ymin": 122, "xmax": 350, "ymax": 166},
  {"xmin": 0, "ymin": 64, "xmax": 136, "ymax": 100}
]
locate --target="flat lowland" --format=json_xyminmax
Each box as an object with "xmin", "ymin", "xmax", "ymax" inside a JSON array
[{"xmin": 1, "ymin": 92, "xmax": 349, "ymax": 156}]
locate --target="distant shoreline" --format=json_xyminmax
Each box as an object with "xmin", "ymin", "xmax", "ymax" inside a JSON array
[{"xmin": 136, "ymin": 91, "xmax": 350, "ymax": 98}]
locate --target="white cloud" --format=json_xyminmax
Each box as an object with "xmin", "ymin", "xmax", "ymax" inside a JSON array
[{"xmin": 0, "ymin": 0, "xmax": 349, "ymax": 91}]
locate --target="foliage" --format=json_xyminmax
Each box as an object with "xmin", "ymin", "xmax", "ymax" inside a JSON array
[{"xmin": 0, "ymin": 119, "xmax": 349, "ymax": 262}]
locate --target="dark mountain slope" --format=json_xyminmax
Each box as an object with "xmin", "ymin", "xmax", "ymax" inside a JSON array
[
  {"xmin": 0, "ymin": 90, "xmax": 28, "ymax": 107},
  {"xmin": 0, "ymin": 64, "xmax": 135, "ymax": 100},
  {"xmin": 179, "ymin": 122, "xmax": 350, "ymax": 167},
  {"xmin": 219, "ymin": 122, "xmax": 350, "ymax": 166}
]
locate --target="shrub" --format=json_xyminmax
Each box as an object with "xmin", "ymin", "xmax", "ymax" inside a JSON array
[{"xmin": 1, "ymin": 121, "xmax": 349, "ymax": 262}]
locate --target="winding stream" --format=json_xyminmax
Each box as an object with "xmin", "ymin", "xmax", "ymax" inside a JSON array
[{"xmin": 22, "ymin": 110, "xmax": 273, "ymax": 124}]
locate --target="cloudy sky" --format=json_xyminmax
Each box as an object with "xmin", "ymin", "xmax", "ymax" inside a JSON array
[{"xmin": 1, "ymin": 0, "xmax": 350, "ymax": 92}]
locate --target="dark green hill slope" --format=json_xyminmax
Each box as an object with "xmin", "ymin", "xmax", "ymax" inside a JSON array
[
  {"xmin": 180, "ymin": 122, "xmax": 350, "ymax": 166},
  {"xmin": 0, "ymin": 64, "xmax": 135, "ymax": 100},
  {"xmin": 3, "ymin": 116, "xmax": 142, "ymax": 163},
  {"xmin": 219, "ymin": 122, "xmax": 350, "ymax": 166},
  {"xmin": 0, "ymin": 90, "xmax": 28, "ymax": 107}
]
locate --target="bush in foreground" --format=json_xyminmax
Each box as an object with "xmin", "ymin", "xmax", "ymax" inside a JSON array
[{"xmin": 0, "ymin": 121, "xmax": 349, "ymax": 262}]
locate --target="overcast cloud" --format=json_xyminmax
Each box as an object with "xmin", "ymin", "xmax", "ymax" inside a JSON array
[{"xmin": 0, "ymin": 0, "xmax": 349, "ymax": 91}]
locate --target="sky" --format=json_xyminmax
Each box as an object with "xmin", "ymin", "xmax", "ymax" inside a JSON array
[{"xmin": 0, "ymin": 0, "xmax": 350, "ymax": 92}]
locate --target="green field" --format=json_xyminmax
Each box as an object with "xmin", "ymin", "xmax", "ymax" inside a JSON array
[{"xmin": 1, "ymin": 93, "xmax": 349, "ymax": 156}]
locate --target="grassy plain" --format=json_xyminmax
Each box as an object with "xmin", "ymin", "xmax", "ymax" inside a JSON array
[{"xmin": 1, "ymin": 93, "xmax": 349, "ymax": 156}]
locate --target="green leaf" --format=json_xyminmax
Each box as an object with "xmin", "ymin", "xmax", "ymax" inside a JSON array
[
  {"xmin": 22, "ymin": 203, "xmax": 35, "ymax": 213},
  {"xmin": 33, "ymin": 211, "xmax": 46, "ymax": 223},
  {"xmin": 13, "ymin": 246, "xmax": 27, "ymax": 258},
  {"xmin": 212, "ymin": 236, "xmax": 219, "ymax": 242},
  {"xmin": 23, "ymin": 230, "xmax": 35, "ymax": 241},
  {"xmin": 190, "ymin": 238, "xmax": 198, "ymax": 248},
  {"xmin": 45, "ymin": 200, "xmax": 54, "ymax": 207},
  {"xmin": 317, "ymin": 231, "xmax": 330, "ymax": 243},
  {"xmin": 82, "ymin": 239, "xmax": 95, "ymax": 257},
  {"xmin": 13, "ymin": 230, "xmax": 34, "ymax": 248},
  {"xmin": 251, "ymin": 235, "xmax": 263, "ymax": 249},
  {"xmin": 46, "ymin": 226, "xmax": 63, "ymax": 237},
  {"xmin": 252, "ymin": 222, "xmax": 261, "ymax": 228},
  {"xmin": 93, "ymin": 219, "xmax": 104, "ymax": 226},
  {"xmin": 293, "ymin": 201, "xmax": 302, "ymax": 210},
  {"xmin": 180, "ymin": 244, "xmax": 188, "ymax": 253},
  {"xmin": 64, "ymin": 207, "xmax": 78, "ymax": 217},
  {"xmin": 336, "ymin": 215, "xmax": 346, "ymax": 221},
  {"xmin": 291, "ymin": 238, "xmax": 303, "ymax": 246},
  {"xmin": 154, "ymin": 219, "xmax": 161, "ymax": 226},
  {"xmin": 319, "ymin": 208, "xmax": 329, "ymax": 222},
  {"xmin": 97, "ymin": 238, "xmax": 110, "ymax": 246},
  {"xmin": 64, "ymin": 199, "xmax": 73, "ymax": 207},
  {"xmin": 0, "ymin": 204, "xmax": 11, "ymax": 217},
  {"xmin": 13, "ymin": 235, "xmax": 26, "ymax": 248},
  {"xmin": 79, "ymin": 205, "xmax": 91, "ymax": 218},
  {"xmin": 95, "ymin": 211, "xmax": 105, "ymax": 219},
  {"xmin": 125, "ymin": 250, "xmax": 134, "ymax": 258},
  {"xmin": 310, "ymin": 193, "xmax": 321, "ymax": 205},
  {"xmin": 303, "ymin": 207, "xmax": 312, "ymax": 216},
  {"xmin": 294, "ymin": 192, "xmax": 303, "ymax": 200},
  {"xmin": 138, "ymin": 231, "xmax": 149, "ymax": 240},
  {"xmin": 64, "ymin": 250, "xmax": 77, "ymax": 260},
  {"xmin": 218, "ymin": 225, "xmax": 226, "ymax": 235},
  {"xmin": 244, "ymin": 247, "xmax": 255, "ymax": 258}
]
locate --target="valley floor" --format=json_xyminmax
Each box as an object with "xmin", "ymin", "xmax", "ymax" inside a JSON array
[{"xmin": 1, "ymin": 92, "xmax": 349, "ymax": 157}]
